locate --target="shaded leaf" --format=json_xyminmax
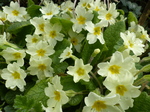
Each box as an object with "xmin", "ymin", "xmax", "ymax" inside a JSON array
[
  {"xmin": 128, "ymin": 11, "xmax": 138, "ymax": 25},
  {"xmin": 126, "ymin": 92, "xmax": 150, "ymax": 112},
  {"xmin": 103, "ymin": 21, "xmax": 126, "ymax": 56},
  {"xmin": 27, "ymin": 5, "xmax": 41, "ymax": 18},
  {"xmin": 6, "ymin": 21, "xmax": 31, "ymax": 33}
]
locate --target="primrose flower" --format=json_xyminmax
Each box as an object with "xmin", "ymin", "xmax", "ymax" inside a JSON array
[
  {"xmin": 59, "ymin": 44, "xmax": 73, "ymax": 62},
  {"xmin": 103, "ymin": 75, "xmax": 141, "ymax": 110},
  {"xmin": 98, "ymin": 3, "xmax": 119, "ymax": 25},
  {"xmin": 44, "ymin": 76, "xmax": 69, "ymax": 112},
  {"xmin": 68, "ymin": 29, "xmax": 84, "ymax": 52},
  {"xmin": 90, "ymin": 0, "xmax": 106, "ymax": 12},
  {"xmin": 30, "ymin": 17, "xmax": 49, "ymax": 35},
  {"xmin": 2, "ymin": 1, "xmax": 27, "ymax": 22},
  {"xmin": 120, "ymin": 31, "xmax": 145, "ymax": 56},
  {"xmin": 1, "ymin": 62, "xmax": 27, "ymax": 92},
  {"xmin": 28, "ymin": 57, "xmax": 53, "ymax": 80},
  {"xmin": 26, "ymin": 41, "xmax": 55, "ymax": 58},
  {"xmin": 98, "ymin": 51, "xmax": 134, "ymax": 79},
  {"xmin": 67, "ymin": 59, "xmax": 93, "ymax": 83},
  {"xmin": 60, "ymin": 1, "xmax": 74, "ymax": 13},
  {"xmin": 45, "ymin": 23, "xmax": 64, "ymax": 46},
  {"xmin": 1, "ymin": 47, "xmax": 26, "ymax": 66},
  {"xmin": 71, "ymin": 6, "xmax": 94, "ymax": 33},
  {"xmin": 128, "ymin": 21, "xmax": 141, "ymax": 33},
  {"xmin": 78, "ymin": 0, "xmax": 93, "ymax": 9},
  {"xmin": 83, "ymin": 92, "xmax": 121, "ymax": 112},
  {"xmin": 138, "ymin": 26, "xmax": 150, "ymax": 42},
  {"xmin": 40, "ymin": 2, "xmax": 60, "ymax": 19},
  {"xmin": 25, "ymin": 34, "xmax": 43, "ymax": 47},
  {"xmin": 85, "ymin": 21, "xmax": 107, "ymax": 44},
  {"xmin": 0, "ymin": 11, "xmax": 7, "ymax": 24}
]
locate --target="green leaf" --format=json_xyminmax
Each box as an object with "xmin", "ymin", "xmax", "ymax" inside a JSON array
[
  {"xmin": 6, "ymin": 21, "xmax": 32, "ymax": 33},
  {"xmin": 103, "ymin": 21, "xmax": 126, "ymax": 56},
  {"xmin": 80, "ymin": 80, "xmax": 97, "ymax": 91},
  {"xmin": 81, "ymin": 40, "xmax": 108, "ymax": 64},
  {"xmin": 127, "ymin": 11, "xmax": 138, "ymax": 25},
  {"xmin": 14, "ymin": 79, "xmax": 48, "ymax": 111},
  {"xmin": 27, "ymin": 5, "xmax": 42, "ymax": 18},
  {"xmin": 4, "ymin": 90, "xmax": 21, "ymax": 105},
  {"xmin": 50, "ymin": 17, "xmax": 73, "ymax": 35},
  {"xmin": 126, "ymin": 92, "xmax": 150, "ymax": 112},
  {"xmin": 61, "ymin": 75, "xmax": 85, "ymax": 92},
  {"xmin": 27, "ymin": 0, "xmax": 35, "ymax": 7},
  {"xmin": 4, "ymin": 105, "xmax": 16, "ymax": 112},
  {"xmin": 50, "ymin": 39, "xmax": 70, "ymax": 64},
  {"xmin": 53, "ymin": 62, "xmax": 68, "ymax": 74},
  {"xmin": 26, "ymin": 79, "xmax": 49, "ymax": 106},
  {"xmin": 141, "ymin": 64, "xmax": 150, "ymax": 72},
  {"xmin": 68, "ymin": 94, "xmax": 83, "ymax": 106},
  {"xmin": 92, "ymin": 11, "xmax": 100, "ymax": 24}
]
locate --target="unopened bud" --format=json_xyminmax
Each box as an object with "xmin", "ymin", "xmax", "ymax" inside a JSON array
[
  {"xmin": 92, "ymin": 48, "xmax": 100, "ymax": 57},
  {"xmin": 65, "ymin": 90, "xmax": 76, "ymax": 97}
]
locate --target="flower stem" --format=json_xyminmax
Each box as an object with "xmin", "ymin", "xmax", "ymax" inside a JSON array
[{"xmin": 90, "ymin": 71, "xmax": 103, "ymax": 94}]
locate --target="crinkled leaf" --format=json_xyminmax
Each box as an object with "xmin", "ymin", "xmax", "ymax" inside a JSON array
[
  {"xmin": 14, "ymin": 95, "xmax": 34, "ymax": 112},
  {"xmin": 50, "ymin": 39, "xmax": 70, "ymax": 64},
  {"xmin": 26, "ymin": 79, "xmax": 49, "ymax": 106},
  {"xmin": 81, "ymin": 40, "xmax": 108, "ymax": 64},
  {"xmin": 80, "ymin": 80, "xmax": 97, "ymax": 91},
  {"xmin": 50, "ymin": 17, "xmax": 73, "ymax": 35},
  {"xmin": 10, "ymin": 25, "xmax": 35, "ymax": 47},
  {"xmin": 61, "ymin": 75, "xmax": 85, "ymax": 92},
  {"xmin": 4, "ymin": 105, "xmax": 16, "ymax": 112},
  {"xmin": 126, "ymin": 92, "xmax": 150, "ymax": 112},
  {"xmin": 128, "ymin": 11, "xmax": 138, "ymax": 25},
  {"xmin": 103, "ymin": 21, "xmax": 126, "ymax": 56},
  {"xmin": 141, "ymin": 64, "xmax": 150, "ymax": 72},
  {"xmin": 68, "ymin": 94, "xmax": 83, "ymax": 106},
  {"xmin": 27, "ymin": 0, "xmax": 35, "ymax": 7},
  {"xmin": 6, "ymin": 21, "xmax": 32, "ymax": 33},
  {"xmin": 27, "ymin": 5, "xmax": 42, "ymax": 18},
  {"xmin": 4, "ymin": 90, "xmax": 21, "ymax": 105},
  {"xmin": 53, "ymin": 62, "xmax": 68, "ymax": 74}
]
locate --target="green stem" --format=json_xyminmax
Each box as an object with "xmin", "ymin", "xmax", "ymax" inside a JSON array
[{"xmin": 90, "ymin": 71, "xmax": 103, "ymax": 94}]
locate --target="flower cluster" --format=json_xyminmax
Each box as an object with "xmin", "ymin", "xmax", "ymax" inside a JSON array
[{"xmin": 0, "ymin": 0, "xmax": 149, "ymax": 112}]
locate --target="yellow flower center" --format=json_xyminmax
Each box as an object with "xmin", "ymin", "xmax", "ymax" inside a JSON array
[
  {"xmin": 106, "ymin": 13, "xmax": 112, "ymax": 20},
  {"xmin": 141, "ymin": 34, "xmax": 146, "ymax": 39},
  {"xmin": 82, "ymin": 3, "xmax": 87, "ymax": 7},
  {"xmin": 66, "ymin": 52, "xmax": 71, "ymax": 56},
  {"xmin": 36, "ymin": 49, "xmax": 46, "ymax": 56},
  {"xmin": 109, "ymin": 65, "xmax": 120, "ymax": 74},
  {"xmin": 12, "ymin": 71, "xmax": 20, "ymax": 79},
  {"xmin": 32, "ymin": 38, "xmax": 38, "ymax": 43},
  {"xmin": 12, "ymin": 10, "xmax": 19, "ymax": 16},
  {"xmin": 46, "ymin": 12, "xmax": 53, "ymax": 15},
  {"xmin": 77, "ymin": 16, "xmax": 86, "ymax": 24},
  {"xmin": 94, "ymin": 27, "xmax": 101, "ymax": 35},
  {"xmin": 68, "ymin": 8, "xmax": 73, "ymax": 11},
  {"xmin": 128, "ymin": 41, "xmax": 134, "ymax": 48},
  {"xmin": 54, "ymin": 91, "xmax": 61, "ymax": 101},
  {"xmin": 38, "ymin": 64, "xmax": 46, "ymax": 71},
  {"xmin": 92, "ymin": 100, "xmax": 107, "ymax": 111},
  {"xmin": 116, "ymin": 85, "xmax": 127, "ymax": 96},
  {"xmin": 49, "ymin": 31, "xmax": 56, "ymax": 38},
  {"xmin": 76, "ymin": 68, "xmax": 85, "ymax": 76},
  {"xmin": 94, "ymin": 6, "xmax": 100, "ymax": 11},
  {"xmin": 0, "ymin": 17, "xmax": 6, "ymax": 21},
  {"xmin": 13, "ymin": 52, "xmax": 21, "ymax": 59},
  {"xmin": 39, "ymin": 24, "xmax": 45, "ymax": 32},
  {"xmin": 87, "ymin": 4, "xmax": 91, "ymax": 8},
  {"xmin": 71, "ymin": 38, "xmax": 78, "ymax": 45}
]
